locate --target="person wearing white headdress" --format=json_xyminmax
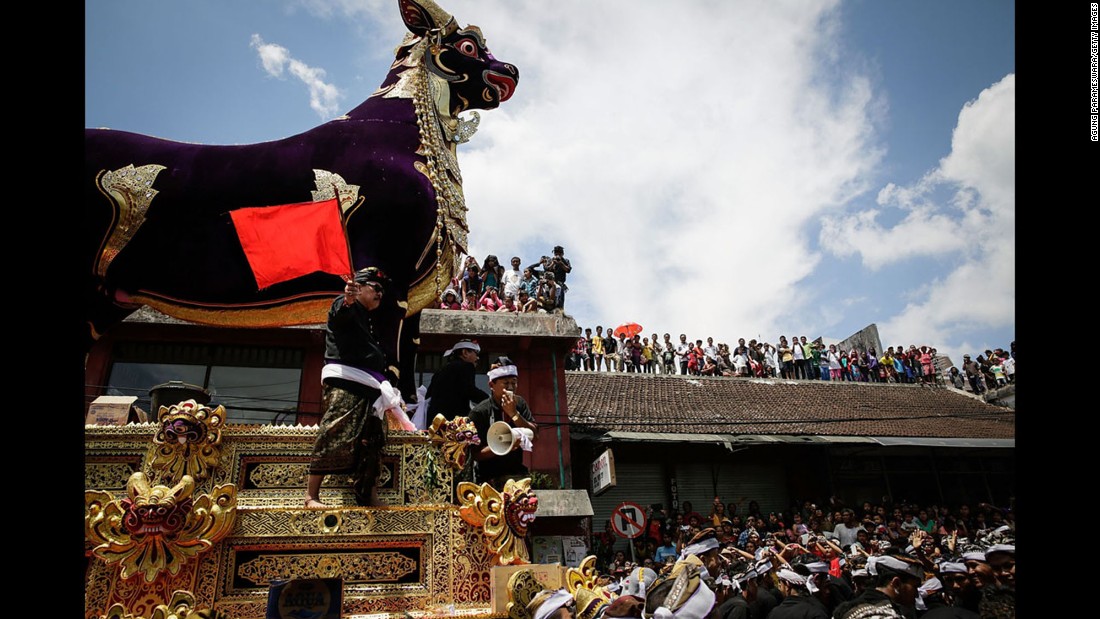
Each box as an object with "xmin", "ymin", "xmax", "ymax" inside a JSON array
[
  {"xmin": 680, "ymin": 529, "xmax": 723, "ymax": 579},
  {"xmin": 960, "ymin": 551, "xmax": 995, "ymax": 592},
  {"xmin": 529, "ymin": 588, "xmax": 576, "ymax": 619},
  {"xmin": 983, "ymin": 545, "xmax": 1014, "ymax": 590},
  {"xmin": 767, "ymin": 566, "xmax": 829, "ymax": 619},
  {"xmin": 422, "ymin": 338, "xmax": 488, "ymax": 424},
  {"xmin": 914, "ymin": 576, "xmax": 944, "ymax": 613},
  {"xmin": 749, "ymin": 556, "xmax": 780, "ymax": 619},
  {"xmin": 641, "ymin": 558, "xmax": 716, "ymax": 619},
  {"xmin": 710, "ymin": 560, "xmax": 758, "ymax": 619},
  {"xmin": 470, "ymin": 357, "xmax": 539, "ymax": 490},
  {"xmin": 923, "ymin": 562, "xmax": 980, "ymax": 618},
  {"xmin": 832, "ymin": 554, "xmax": 924, "ymax": 619}
]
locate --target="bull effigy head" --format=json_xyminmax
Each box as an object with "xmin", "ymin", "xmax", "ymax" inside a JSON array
[
  {"xmin": 398, "ymin": 0, "xmax": 518, "ymax": 115},
  {"xmin": 85, "ymin": 0, "xmax": 520, "ymax": 400}
]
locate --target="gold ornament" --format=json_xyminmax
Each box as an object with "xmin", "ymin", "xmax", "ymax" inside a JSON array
[
  {"xmin": 506, "ymin": 568, "xmax": 546, "ymax": 619},
  {"xmin": 566, "ymin": 555, "xmax": 613, "ymax": 600},
  {"xmin": 86, "ymin": 472, "xmax": 238, "ymax": 582},
  {"xmin": 427, "ymin": 414, "xmax": 480, "ymax": 470},
  {"xmin": 456, "ymin": 478, "xmax": 538, "ymax": 565},
  {"xmin": 94, "ymin": 163, "xmax": 167, "ymax": 278},
  {"xmin": 99, "ymin": 589, "xmax": 236, "ymax": 619},
  {"xmin": 149, "ymin": 400, "xmax": 225, "ymax": 484}
]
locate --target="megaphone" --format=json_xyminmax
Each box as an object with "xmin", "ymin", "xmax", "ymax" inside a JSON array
[{"xmin": 487, "ymin": 421, "xmax": 535, "ymax": 456}]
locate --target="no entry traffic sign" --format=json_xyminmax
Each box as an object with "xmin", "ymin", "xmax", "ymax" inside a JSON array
[{"xmin": 611, "ymin": 501, "xmax": 647, "ymax": 539}]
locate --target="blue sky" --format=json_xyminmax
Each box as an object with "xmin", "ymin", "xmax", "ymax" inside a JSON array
[{"xmin": 86, "ymin": 0, "xmax": 1015, "ymax": 368}]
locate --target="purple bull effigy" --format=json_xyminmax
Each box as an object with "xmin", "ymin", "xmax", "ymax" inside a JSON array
[{"xmin": 85, "ymin": 0, "xmax": 519, "ymax": 397}]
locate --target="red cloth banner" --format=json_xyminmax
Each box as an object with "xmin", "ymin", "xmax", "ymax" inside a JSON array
[{"xmin": 230, "ymin": 198, "xmax": 352, "ymax": 289}]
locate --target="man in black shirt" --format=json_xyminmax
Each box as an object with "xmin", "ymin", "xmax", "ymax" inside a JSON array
[
  {"xmin": 469, "ymin": 358, "xmax": 539, "ymax": 490},
  {"xmin": 425, "ymin": 339, "xmax": 489, "ymax": 421},
  {"xmin": 529, "ymin": 245, "xmax": 572, "ymax": 309},
  {"xmin": 305, "ymin": 267, "xmax": 395, "ymax": 508},
  {"xmin": 832, "ymin": 554, "xmax": 923, "ymax": 619}
]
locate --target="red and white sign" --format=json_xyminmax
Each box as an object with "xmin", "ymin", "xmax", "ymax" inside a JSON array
[{"xmin": 611, "ymin": 501, "xmax": 647, "ymax": 539}]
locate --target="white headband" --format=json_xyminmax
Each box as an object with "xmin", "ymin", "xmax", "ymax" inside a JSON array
[
  {"xmin": 803, "ymin": 561, "xmax": 829, "ymax": 574},
  {"xmin": 488, "ymin": 365, "xmax": 518, "ymax": 381},
  {"xmin": 961, "ymin": 551, "xmax": 987, "ymax": 563},
  {"xmin": 731, "ymin": 569, "xmax": 757, "ymax": 585},
  {"xmin": 867, "ymin": 556, "xmax": 923, "ymax": 579},
  {"xmin": 533, "ymin": 589, "xmax": 573, "ymax": 619},
  {"xmin": 680, "ymin": 537, "xmax": 720, "ymax": 560},
  {"xmin": 939, "ymin": 562, "xmax": 967, "ymax": 574},
  {"xmin": 985, "ymin": 544, "xmax": 1015, "ymax": 557},
  {"xmin": 444, "ymin": 340, "xmax": 480, "ymax": 357},
  {"xmin": 777, "ymin": 569, "xmax": 806, "ymax": 587},
  {"xmin": 919, "ymin": 577, "xmax": 943, "ymax": 595},
  {"xmin": 915, "ymin": 576, "xmax": 942, "ymax": 611}
]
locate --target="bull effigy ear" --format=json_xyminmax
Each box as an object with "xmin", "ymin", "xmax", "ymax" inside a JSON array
[{"xmin": 398, "ymin": 0, "xmax": 457, "ymax": 37}]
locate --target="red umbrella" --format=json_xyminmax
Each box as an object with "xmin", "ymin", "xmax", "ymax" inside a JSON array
[{"xmin": 613, "ymin": 322, "xmax": 644, "ymax": 338}]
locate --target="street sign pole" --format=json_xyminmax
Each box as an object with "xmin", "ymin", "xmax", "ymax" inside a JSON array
[{"xmin": 611, "ymin": 501, "xmax": 648, "ymax": 565}]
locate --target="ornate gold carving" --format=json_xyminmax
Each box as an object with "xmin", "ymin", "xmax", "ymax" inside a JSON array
[
  {"xmin": 87, "ymin": 462, "xmax": 143, "ymax": 490},
  {"xmin": 85, "ymin": 424, "xmax": 507, "ymax": 616},
  {"xmin": 237, "ymin": 551, "xmax": 417, "ymax": 585},
  {"xmin": 371, "ymin": 32, "xmax": 467, "ymax": 305},
  {"xmin": 148, "ymin": 400, "xmax": 225, "ymax": 484},
  {"xmin": 506, "ymin": 568, "xmax": 544, "ymax": 619},
  {"xmin": 86, "ymin": 472, "xmax": 238, "ymax": 582},
  {"xmin": 573, "ymin": 587, "xmax": 610, "ymax": 619},
  {"xmin": 565, "ymin": 555, "xmax": 602, "ymax": 594},
  {"xmin": 427, "ymin": 414, "xmax": 479, "ymax": 470},
  {"xmin": 411, "ymin": 36, "xmax": 468, "ymax": 300},
  {"xmin": 99, "ymin": 589, "xmax": 233, "ymax": 619},
  {"xmin": 451, "ymin": 516, "xmax": 493, "ymax": 604},
  {"xmin": 310, "ymin": 169, "xmax": 362, "ymax": 215},
  {"xmin": 124, "ymin": 295, "xmax": 330, "ymax": 329},
  {"xmin": 95, "ymin": 164, "xmax": 167, "ymax": 278},
  {"xmin": 456, "ymin": 479, "xmax": 537, "ymax": 565}
]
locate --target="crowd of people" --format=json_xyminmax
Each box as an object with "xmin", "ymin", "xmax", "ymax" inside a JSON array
[
  {"xmin": 437, "ymin": 246, "xmax": 572, "ymax": 314},
  {"xmin": 568, "ymin": 331, "xmax": 1015, "ymax": 394},
  {"xmin": 567, "ymin": 495, "xmax": 1015, "ymax": 618}
]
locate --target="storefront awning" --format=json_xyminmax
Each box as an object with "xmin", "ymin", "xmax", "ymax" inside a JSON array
[
  {"xmin": 585, "ymin": 431, "xmax": 1011, "ymax": 448},
  {"xmin": 531, "ymin": 489, "xmax": 594, "ymax": 517},
  {"xmin": 870, "ymin": 437, "xmax": 1014, "ymax": 448}
]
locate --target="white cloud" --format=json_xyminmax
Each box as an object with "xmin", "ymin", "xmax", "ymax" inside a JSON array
[
  {"xmin": 289, "ymin": 0, "xmax": 1011, "ymax": 359},
  {"xmin": 250, "ymin": 34, "xmax": 343, "ymax": 119},
  {"xmin": 823, "ymin": 74, "xmax": 1015, "ymax": 363},
  {"xmin": 448, "ymin": 0, "xmax": 882, "ymax": 345}
]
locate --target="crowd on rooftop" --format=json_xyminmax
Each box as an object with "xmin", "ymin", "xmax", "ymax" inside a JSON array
[
  {"xmin": 437, "ymin": 248, "xmax": 572, "ymax": 314},
  {"xmin": 434, "ymin": 249, "xmax": 1014, "ymax": 395},
  {"xmin": 568, "ymin": 330, "xmax": 1015, "ymax": 395}
]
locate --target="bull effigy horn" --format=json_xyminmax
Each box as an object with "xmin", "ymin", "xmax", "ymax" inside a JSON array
[{"xmin": 399, "ymin": 0, "xmax": 458, "ymax": 37}]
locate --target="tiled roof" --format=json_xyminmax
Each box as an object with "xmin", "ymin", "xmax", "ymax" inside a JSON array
[{"xmin": 564, "ymin": 372, "xmax": 1014, "ymax": 439}]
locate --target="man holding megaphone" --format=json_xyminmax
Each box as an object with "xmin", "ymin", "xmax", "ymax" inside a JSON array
[{"xmin": 470, "ymin": 357, "xmax": 539, "ymax": 491}]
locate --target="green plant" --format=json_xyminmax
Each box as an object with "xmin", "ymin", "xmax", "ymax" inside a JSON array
[{"xmin": 528, "ymin": 471, "xmax": 560, "ymax": 490}]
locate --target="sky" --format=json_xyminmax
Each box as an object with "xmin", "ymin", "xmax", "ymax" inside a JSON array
[{"xmin": 86, "ymin": 0, "xmax": 1015, "ymax": 368}]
